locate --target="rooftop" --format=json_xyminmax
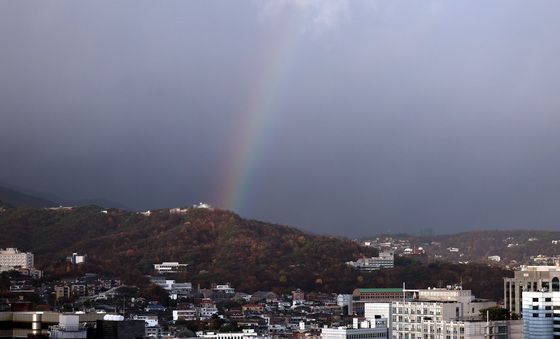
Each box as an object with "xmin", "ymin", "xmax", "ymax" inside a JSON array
[{"xmin": 357, "ymin": 288, "xmax": 403, "ymax": 293}]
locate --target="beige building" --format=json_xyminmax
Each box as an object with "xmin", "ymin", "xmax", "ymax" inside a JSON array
[
  {"xmin": 503, "ymin": 265, "xmax": 560, "ymax": 315},
  {"xmin": 55, "ymin": 285, "xmax": 71, "ymax": 300}
]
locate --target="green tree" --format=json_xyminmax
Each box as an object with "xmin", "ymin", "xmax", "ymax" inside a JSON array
[{"xmin": 479, "ymin": 307, "xmax": 511, "ymax": 321}]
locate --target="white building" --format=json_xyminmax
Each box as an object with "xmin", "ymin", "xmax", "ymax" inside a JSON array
[
  {"xmin": 199, "ymin": 306, "xmax": 219, "ymax": 319},
  {"xmin": 346, "ymin": 252, "xmax": 394, "ymax": 272},
  {"xmin": 364, "ymin": 303, "xmax": 393, "ymax": 337},
  {"xmin": 193, "ymin": 202, "xmax": 212, "ymax": 209},
  {"xmin": 402, "ymin": 319, "xmax": 522, "ymax": 339},
  {"xmin": 171, "ymin": 282, "xmax": 193, "ymax": 293},
  {"xmin": 321, "ymin": 318, "xmax": 389, "ymax": 339},
  {"xmin": 153, "ymin": 262, "xmax": 188, "ymax": 274},
  {"xmin": 488, "ymin": 256, "xmax": 501, "ymax": 262},
  {"xmin": 416, "ymin": 288, "xmax": 477, "ymax": 304},
  {"xmin": 134, "ymin": 315, "xmax": 159, "ymax": 327},
  {"xmin": 169, "ymin": 208, "xmax": 189, "ymax": 214},
  {"xmin": 213, "ymin": 283, "xmax": 235, "ymax": 294},
  {"xmin": 337, "ymin": 294, "xmax": 354, "ymax": 315},
  {"xmin": 197, "ymin": 329, "xmax": 259, "ymax": 339},
  {"xmin": 153, "ymin": 278, "xmax": 176, "ymax": 290},
  {"xmin": 67, "ymin": 253, "xmax": 87, "ymax": 264},
  {"xmin": 0, "ymin": 248, "xmax": 34, "ymax": 271},
  {"xmin": 49, "ymin": 314, "xmax": 87, "ymax": 338},
  {"xmin": 522, "ymin": 291, "xmax": 560, "ymax": 339},
  {"xmin": 173, "ymin": 309, "xmax": 197, "ymax": 321},
  {"xmin": 364, "ymin": 288, "xmax": 504, "ymax": 339}
]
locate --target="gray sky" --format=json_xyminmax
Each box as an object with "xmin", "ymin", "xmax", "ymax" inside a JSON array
[{"xmin": 1, "ymin": 1, "xmax": 560, "ymax": 236}]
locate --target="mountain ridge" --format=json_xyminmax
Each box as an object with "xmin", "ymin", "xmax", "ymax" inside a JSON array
[
  {"xmin": 362, "ymin": 229, "xmax": 560, "ymax": 267},
  {"xmin": 0, "ymin": 185, "xmax": 57, "ymax": 208}
]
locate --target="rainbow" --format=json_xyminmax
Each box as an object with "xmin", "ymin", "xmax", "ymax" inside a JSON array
[{"xmin": 217, "ymin": 23, "xmax": 301, "ymax": 214}]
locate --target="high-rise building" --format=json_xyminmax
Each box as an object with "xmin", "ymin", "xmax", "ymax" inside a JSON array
[
  {"xmin": 521, "ymin": 291, "xmax": 560, "ymax": 339},
  {"xmin": 504, "ymin": 265, "xmax": 560, "ymax": 316}
]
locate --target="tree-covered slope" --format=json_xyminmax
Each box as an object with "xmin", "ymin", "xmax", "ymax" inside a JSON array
[{"xmin": 0, "ymin": 205, "xmax": 509, "ymax": 299}]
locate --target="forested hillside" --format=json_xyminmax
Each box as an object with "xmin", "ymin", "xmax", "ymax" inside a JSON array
[{"xmin": 0, "ymin": 205, "xmax": 510, "ymax": 299}]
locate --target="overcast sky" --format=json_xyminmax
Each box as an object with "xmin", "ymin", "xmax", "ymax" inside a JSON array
[{"xmin": 1, "ymin": 1, "xmax": 560, "ymax": 236}]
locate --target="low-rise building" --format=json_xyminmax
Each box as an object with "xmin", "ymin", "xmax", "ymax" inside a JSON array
[
  {"xmin": 242, "ymin": 304, "xmax": 265, "ymax": 313},
  {"xmin": 352, "ymin": 288, "xmax": 413, "ymax": 315},
  {"xmin": 197, "ymin": 329, "xmax": 259, "ymax": 339},
  {"xmin": 337, "ymin": 294, "xmax": 353, "ymax": 315},
  {"xmin": 153, "ymin": 262, "xmax": 188, "ymax": 274},
  {"xmin": 321, "ymin": 318, "xmax": 389, "ymax": 339},
  {"xmin": 346, "ymin": 252, "xmax": 394, "ymax": 272},
  {"xmin": 173, "ymin": 309, "xmax": 197, "ymax": 321},
  {"xmin": 49, "ymin": 314, "xmax": 87, "ymax": 339},
  {"xmin": 134, "ymin": 315, "xmax": 159, "ymax": 327},
  {"xmin": 55, "ymin": 285, "xmax": 71, "ymax": 300},
  {"xmin": 213, "ymin": 283, "xmax": 235, "ymax": 294},
  {"xmin": 67, "ymin": 253, "xmax": 87, "ymax": 264}
]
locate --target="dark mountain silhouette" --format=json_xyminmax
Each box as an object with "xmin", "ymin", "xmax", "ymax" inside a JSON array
[{"xmin": 0, "ymin": 186, "xmax": 57, "ymax": 208}]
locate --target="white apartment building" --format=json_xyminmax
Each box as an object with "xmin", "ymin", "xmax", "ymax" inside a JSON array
[
  {"xmin": 370, "ymin": 301, "xmax": 520, "ymax": 339},
  {"xmin": 321, "ymin": 318, "xmax": 389, "ymax": 339},
  {"xmin": 0, "ymin": 248, "xmax": 34, "ymax": 271},
  {"xmin": 173, "ymin": 309, "xmax": 197, "ymax": 321},
  {"xmin": 365, "ymin": 289, "xmax": 508, "ymax": 339},
  {"xmin": 521, "ymin": 291, "xmax": 560, "ymax": 339},
  {"xmin": 153, "ymin": 262, "xmax": 188, "ymax": 274},
  {"xmin": 390, "ymin": 300, "xmax": 464, "ymax": 338}
]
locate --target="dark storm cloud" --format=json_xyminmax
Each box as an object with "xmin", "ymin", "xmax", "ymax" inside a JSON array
[{"xmin": 1, "ymin": 1, "xmax": 560, "ymax": 236}]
